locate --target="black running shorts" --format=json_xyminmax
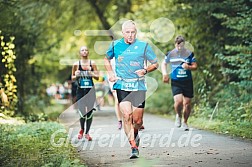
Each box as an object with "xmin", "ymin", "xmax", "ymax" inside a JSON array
[
  {"xmin": 116, "ymin": 89, "xmax": 146, "ymax": 108},
  {"xmin": 171, "ymin": 79, "xmax": 194, "ymax": 98}
]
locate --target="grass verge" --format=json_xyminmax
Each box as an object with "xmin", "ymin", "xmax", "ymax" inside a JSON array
[
  {"xmin": 0, "ymin": 121, "xmax": 85, "ymax": 167},
  {"xmin": 161, "ymin": 113, "xmax": 252, "ymax": 140},
  {"xmin": 188, "ymin": 117, "xmax": 252, "ymax": 139}
]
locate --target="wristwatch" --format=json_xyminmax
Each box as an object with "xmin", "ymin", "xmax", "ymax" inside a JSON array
[{"xmin": 143, "ymin": 68, "xmax": 148, "ymax": 75}]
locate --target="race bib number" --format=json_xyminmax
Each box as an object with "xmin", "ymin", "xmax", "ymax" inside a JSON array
[
  {"xmin": 121, "ymin": 80, "xmax": 139, "ymax": 91},
  {"xmin": 79, "ymin": 78, "xmax": 93, "ymax": 88},
  {"xmin": 177, "ymin": 69, "xmax": 187, "ymax": 78}
]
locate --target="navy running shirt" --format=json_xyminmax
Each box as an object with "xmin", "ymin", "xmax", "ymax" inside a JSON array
[{"xmin": 165, "ymin": 48, "xmax": 196, "ymax": 80}]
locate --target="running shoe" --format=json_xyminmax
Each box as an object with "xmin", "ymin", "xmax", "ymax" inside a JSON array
[
  {"xmin": 182, "ymin": 123, "xmax": 189, "ymax": 131},
  {"xmin": 78, "ymin": 129, "xmax": 84, "ymax": 139},
  {"xmin": 130, "ymin": 148, "xmax": 139, "ymax": 159},
  {"xmin": 85, "ymin": 134, "xmax": 92, "ymax": 141},
  {"xmin": 175, "ymin": 114, "xmax": 182, "ymax": 127},
  {"xmin": 118, "ymin": 121, "xmax": 122, "ymax": 130}
]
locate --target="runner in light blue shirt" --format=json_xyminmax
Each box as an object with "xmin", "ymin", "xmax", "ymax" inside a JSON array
[
  {"xmin": 106, "ymin": 38, "xmax": 157, "ymax": 90},
  {"xmin": 104, "ymin": 20, "xmax": 158, "ymax": 159}
]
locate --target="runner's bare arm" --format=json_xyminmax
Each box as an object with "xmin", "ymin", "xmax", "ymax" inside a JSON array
[
  {"xmin": 161, "ymin": 60, "xmax": 169, "ymax": 83},
  {"xmin": 71, "ymin": 63, "xmax": 80, "ymax": 81},
  {"xmin": 135, "ymin": 62, "xmax": 158, "ymax": 77},
  {"xmin": 89, "ymin": 60, "xmax": 99, "ymax": 80},
  {"xmin": 146, "ymin": 62, "xmax": 159, "ymax": 73},
  {"xmin": 104, "ymin": 57, "xmax": 116, "ymax": 82}
]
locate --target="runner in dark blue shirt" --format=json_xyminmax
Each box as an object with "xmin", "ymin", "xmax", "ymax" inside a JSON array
[{"xmin": 162, "ymin": 35, "xmax": 197, "ymax": 131}]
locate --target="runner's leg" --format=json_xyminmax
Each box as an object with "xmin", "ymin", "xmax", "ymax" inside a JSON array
[
  {"xmin": 84, "ymin": 88, "xmax": 96, "ymax": 140},
  {"xmin": 113, "ymin": 90, "xmax": 123, "ymax": 129},
  {"xmin": 120, "ymin": 101, "xmax": 137, "ymax": 148},
  {"xmin": 80, "ymin": 117, "xmax": 86, "ymax": 130},
  {"xmin": 132, "ymin": 107, "xmax": 143, "ymax": 147},
  {"xmin": 77, "ymin": 89, "xmax": 85, "ymax": 139},
  {"xmin": 173, "ymin": 94, "xmax": 183, "ymax": 127},
  {"xmin": 85, "ymin": 110, "xmax": 93, "ymax": 134},
  {"xmin": 183, "ymin": 96, "xmax": 191, "ymax": 124},
  {"xmin": 132, "ymin": 107, "xmax": 144, "ymax": 129},
  {"xmin": 174, "ymin": 94, "xmax": 183, "ymax": 116}
]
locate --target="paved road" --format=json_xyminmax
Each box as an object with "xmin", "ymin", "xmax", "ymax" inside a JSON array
[{"xmin": 65, "ymin": 106, "xmax": 252, "ymax": 167}]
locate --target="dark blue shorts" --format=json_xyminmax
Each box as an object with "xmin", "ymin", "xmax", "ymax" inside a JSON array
[{"xmin": 171, "ymin": 79, "xmax": 194, "ymax": 98}]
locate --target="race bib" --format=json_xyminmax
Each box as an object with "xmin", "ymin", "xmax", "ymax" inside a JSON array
[
  {"xmin": 121, "ymin": 80, "xmax": 139, "ymax": 91},
  {"xmin": 177, "ymin": 69, "xmax": 188, "ymax": 78},
  {"xmin": 79, "ymin": 78, "xmax": 93, "ymax": 88}
]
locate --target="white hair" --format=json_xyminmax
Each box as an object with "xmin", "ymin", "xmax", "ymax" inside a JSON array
[{"xmin": 122, "ymin": 20, "xmax": 136, "ymax": 31}]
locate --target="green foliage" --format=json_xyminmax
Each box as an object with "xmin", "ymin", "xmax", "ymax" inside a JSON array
[
  {"xmin": 44, "ymin": 99, "xmax": 67, "ymax": 122},
  {"xmin": 212, "ymin": 82, "xmax": 252, "ymax": 122},
  {"xmin": 0, "ymin": 32, "xmax": 18, "ymax": 116},
  {"xmin": 22, "ymin": 98, "xmax": 66, "ymax": 122},
  {"xmin": 0, "ymin": 122, "xmax": 85, "ymax": 167},
  {"xmin": 0, "ymin": 1, "xmax": 53, "ymax": 115},
  {"xmin": 210, "ymin": 0, "xmax": 252, "ymax": 123},
  {"xmin": 213, "ymin": 0, "xmax": 252, "ymax": 82},
  {"xmin": 145, "ymin": 71, "xmax": 174, "ymax": 114},
  {"xmin": 22, "ymin": 95, "xmax": 48, "ymax": 122}
]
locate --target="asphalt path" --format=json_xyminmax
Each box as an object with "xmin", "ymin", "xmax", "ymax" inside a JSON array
[{"xmin": 62, "ymin": 106, "xmax": 252, "ymax": 167}]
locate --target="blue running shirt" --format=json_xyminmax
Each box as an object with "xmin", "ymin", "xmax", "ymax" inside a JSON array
[
  {"xmin": 165, "ymin": 48, "xmax": 196, "ymax": 80},
  {"xmin": 106, "ymin": 38, "xmax": 157, "ymax": 91}
]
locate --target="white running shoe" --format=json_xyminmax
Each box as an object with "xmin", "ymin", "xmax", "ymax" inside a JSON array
[
  {"xmin": 182, "ymin": 123, "xmax": 189, "ymax": 131},
  {"xmin": 175, "ymin": 114, "xmax": 182, "ymax": 127}
]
